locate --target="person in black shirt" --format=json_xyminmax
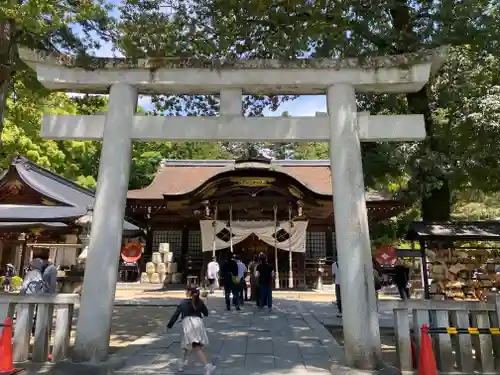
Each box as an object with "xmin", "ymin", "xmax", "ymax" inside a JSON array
[
  {"xmin": 221, "ymin": 253, "xmax": 240, "ymax": 311},
  {"xmin": 256, "ymin": 254, "xmax": 274, "ymax": 312},
  {"xmin": 393, "ymin": 258, "xmax": 411, "ymax": 300}
]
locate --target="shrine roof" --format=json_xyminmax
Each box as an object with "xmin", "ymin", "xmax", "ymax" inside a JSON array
[
  {"xmin": 0, "ymin": 222, "xmax": 67, "ymax": 231},
  {"xmin": 406, "ymin": 221, "xmax": 500, "ymax": 241},
  {"xmin": 0, "ymin": 205, "xmax": 84, "ymax": 222},
  {"xmin": 127, "ymin": 159, "xmax": 393, "ymax": 202},
  {"xmin": 5, "ymin": 156, "xmax": 97, "ymax": 207},
  {"xmin": 0, "ymin": 156, "xmax": 140, "ymax": 231}
]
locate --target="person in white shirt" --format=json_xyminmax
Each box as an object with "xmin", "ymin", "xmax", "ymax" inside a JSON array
[
  {"xmin": 331, "ymin": 260, "xmax": 342, "ymax": 317},
  {"xmin": 236, "ymin": 256, "xmax": 248, "ymax": 305},
  {"xmin": 206, "ymin": 257, "xmax": 220, "ymax": 295}
]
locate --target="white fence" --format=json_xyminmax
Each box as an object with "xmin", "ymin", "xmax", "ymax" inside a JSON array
[
  {"xmin": 0, "ymin": 294, "xmax": 79, "ymax": 363},
  {"xmin": 391, "ymin": 297, "xmax": 500, "ymax": 374}
]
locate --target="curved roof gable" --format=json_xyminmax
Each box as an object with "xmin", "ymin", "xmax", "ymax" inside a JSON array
[
  {"xmin": 127, "ymin": 159, "xmax": 393, "ymax": 201},
  {"xmin": 6, "ymin": 156, "xmax": 95, "ymax": 207},
  {"xmin": 0, "ymin": 156, "xmax": 140, "ymax": 231}
]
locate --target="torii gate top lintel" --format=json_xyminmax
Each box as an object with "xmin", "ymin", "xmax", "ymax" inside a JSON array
[{"xmin": 19, "ymin": 47, "xmax": 448, "ymax": 95}]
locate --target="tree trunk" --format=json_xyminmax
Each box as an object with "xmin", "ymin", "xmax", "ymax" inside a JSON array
[
  {"xmin": 406, "ymin": 88, "xmax": 451, "ymax": 222},
  {"xmin": 0, "ymin": 77, "xmax": 10, "ymax": 140}
]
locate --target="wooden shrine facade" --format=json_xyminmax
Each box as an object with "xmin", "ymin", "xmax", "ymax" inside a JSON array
[
  {"xmin": 0, "ymin": 156, "xmax": 139, "ymax": 274},
  {"xmin": 126, "ymin": 156, "xmax": 411, "ymax": 286}
]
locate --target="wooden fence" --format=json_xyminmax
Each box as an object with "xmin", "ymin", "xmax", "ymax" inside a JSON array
[
  {"xmin": 0, "ymin": 294, "xmax": 79, "ymax": 363},
  {"xmin": 392, "ymin": 297, "xmax": 500, "ymax": 374}
]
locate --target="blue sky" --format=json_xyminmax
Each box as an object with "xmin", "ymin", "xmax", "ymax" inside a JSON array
[{"xmin": 92, "ymin": 2, "xmax": 327, "ymax": 117}]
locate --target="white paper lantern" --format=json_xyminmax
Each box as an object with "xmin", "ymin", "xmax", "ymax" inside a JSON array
[
  {"xmin": 150, "ymin": 272, "xmax": 160, "ymax": 283},
  {"xmin": 159, "ymin": 243, "xmax": 170, "ymax": 254},
  {"xmin": 146, "ymin": 262, "xmax": 155, "ymax": 275},
  {"xmin": 163, "ymin": 252, "xmax": 173, "ymax": 263},
  {"xmin": 140, "ymin": 273, "xmax": 149, "ymax": 283},
  {"xmin": 167, "ymin": 262, "xmax": 178, "ymax": 274},
  {"xmin": 157, "ymin": 263, "xmax": 167, "ymax": 274},
  {"xmin": 152, "ymin": 252, "xmax": 162, "ymax": 264}
]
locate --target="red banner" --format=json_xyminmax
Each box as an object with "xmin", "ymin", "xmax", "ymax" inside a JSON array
[
  {"xmin": 375, "ymin": 245, "xmax": 397, "ymax": 266},
  {"xmin": 121, "ymin": 242, "xmax": 144, "ymax": 262}
]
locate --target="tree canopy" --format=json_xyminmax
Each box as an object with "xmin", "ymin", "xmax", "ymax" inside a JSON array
[
  {"xmin": 117, "ymin": 0, "xmax": 500, "ymax": 220},
  {"xmin": 0, "ymin": 0, "xmax": 116, "ymax": 138},
  {"xmin": 1, "ymin": 0, "xmax": 500, "ymax": 225}
]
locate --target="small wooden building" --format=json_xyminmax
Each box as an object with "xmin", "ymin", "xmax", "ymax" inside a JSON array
[
  {"xmin": 0, "ymin": 156, "xmax": 139, "ymax": 274},
  {"xmin": 126, "ymin": 156, "xmax": 411, "ymax": 287}
]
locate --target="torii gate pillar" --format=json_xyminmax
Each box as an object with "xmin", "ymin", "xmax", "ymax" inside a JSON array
[
  {"xmin": 20, "ymin": 48, "xmax": 446, "ymax": 369},
  {"xmin": 328, "ymin": 84, "xmax": 381, "ymax": 368}
]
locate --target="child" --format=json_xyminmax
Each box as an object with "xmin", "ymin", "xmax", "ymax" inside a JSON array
[{"xmin": 167, "ymin": 286, "xmax": 216, "ymax": 374}]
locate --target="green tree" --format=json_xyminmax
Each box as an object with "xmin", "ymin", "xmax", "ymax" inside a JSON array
[
  {"xmin": 0, "ymin": 0, "xmax": 116, "ymax": 138},
  {"xmin": 148, "ymin": 0, "xmax": 500, "ymax": 221},
  {"xmin": 117, "ymin": 0, "xmax": 295, "ymax": 161},
  {"xmin": 1, "ymin": 78, "xmax": 106, "ymax": 188}
]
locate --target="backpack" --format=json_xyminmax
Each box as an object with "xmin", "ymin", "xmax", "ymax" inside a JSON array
[
  {"xmin": 29, "ymin": 279, "xmax": 49, "ymax": 294},
  {"xmin": 20, "ymin": 271, "xmax": 49, "ymax": 295}
]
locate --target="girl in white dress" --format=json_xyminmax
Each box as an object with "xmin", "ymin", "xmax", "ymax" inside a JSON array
[{"xmin": 167, "ymin": 286, "xmax": 215, "ymax": 374}]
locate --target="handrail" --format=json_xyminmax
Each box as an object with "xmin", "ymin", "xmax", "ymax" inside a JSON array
[{"xmin": 0, "ymin": 293, "xmax": 79, "ymax": 363}]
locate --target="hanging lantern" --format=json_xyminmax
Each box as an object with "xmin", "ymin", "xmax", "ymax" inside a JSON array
[
  {"xmin": 297, "ymin": 200, "xmax": 304, "ymax": 217},
  {"xmin": 202, "ymin": 200, "xmax": 211, "ymax": 217}
]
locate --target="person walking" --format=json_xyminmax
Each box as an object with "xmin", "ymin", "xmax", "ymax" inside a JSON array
[
  {"xmin": 167, "ymin": 286, "xmax": 215, "ymax": 375},
  {"xmin": 20, "ymin": 259, "xmax": 49, "ymax": 336},
  {"xmin": 372, "ymin": 257, "xmax": 383, "ymax": 305},
  {"xmin": 248, "ymin": 255, "xmax": 260, "ymax": 306},
  {"xmin": 221, "ymin": 253, "xmax": 240, "ymax": 311},
  {"xmin": 236, "ymin": 256, "xmax": 247, "ymax": 305},
  {"xmin": 206, "ymin": 257, "xmax": 220, "ymax": 295},
  {"xmin": 393, "ymin": 258, "xmax": 411, "ymax": 300},
  {"xmin": 331, "ymin": 260, "xmax": 342, "ymax": 317},
  {"xmin": 42, "ymin": 259, "xmax": 58, "ymax": 294},
  {"xmin": 256, "ymin": 254, "xmax": 274, "ymax": 312},
  {"xmin": 2, "ymin": 264, "xmax": 16, "ymax": 292},
  {"xmin": 20, "ymin": 259, "xmax": 48, "ymax": 295}
]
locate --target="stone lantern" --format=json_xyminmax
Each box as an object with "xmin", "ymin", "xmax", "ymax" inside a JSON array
[{"xmin": 75, "ymin": 206, "xmax": 93, "ymax": 268}]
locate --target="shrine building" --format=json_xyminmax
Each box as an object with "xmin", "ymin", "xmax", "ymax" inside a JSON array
[{"xmin": 126, "ymin": 155, "xmax": 411, "ymax": 288}]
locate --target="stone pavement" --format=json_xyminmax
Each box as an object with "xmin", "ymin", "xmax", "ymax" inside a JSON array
[
  {"xmin": 113, "ymin": 296, "xmax": 344, "ymax": 375},
  {"xmin": 297, "ymin": 300, "xmax": 398, "ymax": 328}
]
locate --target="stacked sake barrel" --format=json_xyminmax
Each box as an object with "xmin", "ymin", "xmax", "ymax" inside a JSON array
[{"xmin": 140, "ymin": 243, "xmax": 181, "ymax": 285}]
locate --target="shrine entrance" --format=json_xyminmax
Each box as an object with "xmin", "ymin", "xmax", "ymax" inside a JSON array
[
  {"xmin": 21, "ymin": 47, "xmax": 446, "ymax": 369},
  {"xmin": 234, "ymin": 234, "xmax": 273, "ymax": 263}
]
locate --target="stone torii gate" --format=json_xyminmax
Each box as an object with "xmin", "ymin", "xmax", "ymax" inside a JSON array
[{"xmin": 20, "ymin": 48, "xmax": 446, "ymax": 370}]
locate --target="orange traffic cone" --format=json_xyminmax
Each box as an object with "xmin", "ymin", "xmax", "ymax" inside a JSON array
[
  {"xmin": 0, "ymin": 317, "xmax": 16, "ymax": 375},
  {"xmin": 418, "ymin": 324, "xmax": 437, "ymax": 375}
]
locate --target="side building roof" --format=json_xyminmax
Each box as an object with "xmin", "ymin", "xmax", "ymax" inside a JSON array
[{"xmin": 0, "ymin": 156, "xmax": 139, "ymax": 231}]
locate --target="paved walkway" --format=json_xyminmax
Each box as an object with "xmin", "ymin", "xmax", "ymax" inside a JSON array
[{"xmin": 113, "ymin": 296, "xmax": 343, "ymax": 375}]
